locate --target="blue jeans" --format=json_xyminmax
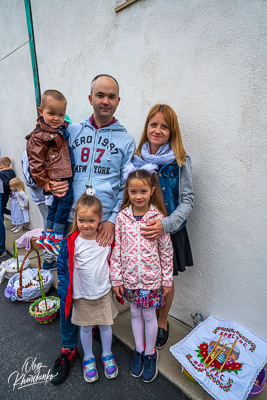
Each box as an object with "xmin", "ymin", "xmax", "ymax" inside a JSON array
[
  {"xmin": 46, "ymin": 181, "xmax": 74, "ymax": 234},
  {"xmin": 0, "ymin": 196, "xmax": 6, "ymax": 252},
  {"xmin": 60, "ymin": 302, "xmax": 79, "ymax": 348}
]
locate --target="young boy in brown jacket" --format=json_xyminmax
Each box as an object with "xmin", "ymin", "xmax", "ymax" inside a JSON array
[{"xmin": 26, "ymin": 90, "xmax": 74, "ymax": 255}]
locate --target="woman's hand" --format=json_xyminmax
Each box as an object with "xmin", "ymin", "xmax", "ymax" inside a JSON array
[
  {"xmin": 112, "ymin": 285, "xmax": 124, "ymax": 298},
  {"xmin": 161, "ymin": 286, "xmax": 171, "ymax": 297},
  {"xmin": 141, "ymin": 219, "xmax": 164, "ymax": 241}
]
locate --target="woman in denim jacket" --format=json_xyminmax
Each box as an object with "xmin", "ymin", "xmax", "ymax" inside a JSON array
[{"xmin": 132, "ymin": 104, "xmax": 194, "ymax": 349}]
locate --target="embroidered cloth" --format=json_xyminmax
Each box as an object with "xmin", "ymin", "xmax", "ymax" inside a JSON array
[{"xmin": 170, "ymin": 315, "xmax": 267, "ymax": 400}]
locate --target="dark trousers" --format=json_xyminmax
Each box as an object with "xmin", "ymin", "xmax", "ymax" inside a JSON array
[
  {"xmin": 0, "ymin": 196, "xmax": 6, "ymax": 252},
  {"xmin": 46, "ymin": 182, "xmax": 74, "ymax": 234},
  {"xmin": 0, "ymin": 195, "xmax": 10, "ymax": 220}
]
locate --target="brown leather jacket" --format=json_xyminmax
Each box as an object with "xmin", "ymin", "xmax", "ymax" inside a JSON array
[{"xmin": 25, "ymin": 117, "xmax": 72, "ymax": 187}]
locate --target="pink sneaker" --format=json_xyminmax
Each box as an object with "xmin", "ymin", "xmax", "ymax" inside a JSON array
[
  {"xmin": 83, "ymin": 357, "xmax": 98, "ymax": 383},
  {"xmin": 102, "ymin": 353, "xmax": 118, "ymax": 379}
]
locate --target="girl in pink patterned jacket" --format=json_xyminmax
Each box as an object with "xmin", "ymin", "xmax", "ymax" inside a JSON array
[{"xmin": 110, "ymin": 167, "xmax": 173, "ymax": 383}]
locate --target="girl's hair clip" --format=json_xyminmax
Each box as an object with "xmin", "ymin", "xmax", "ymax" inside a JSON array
[
  {"xmin": 123, "ymin": 163, "xmax": 158, "ymax": 181},
  {"xmin": 85, "ymin": 185, "xmax": 96, "ymax": 196}
]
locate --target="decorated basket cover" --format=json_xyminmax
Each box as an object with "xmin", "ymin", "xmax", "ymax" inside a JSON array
[
  {"xmin": 29, "ymin": 269, "xmax": 60, "ymax": 324},
  {"xmin": 170, "ymin": 316, "xmax": 267, "ymax": 400},
  {"xmin": 29, "ymin": 296, "xmax": 60, "ymax": 324}
]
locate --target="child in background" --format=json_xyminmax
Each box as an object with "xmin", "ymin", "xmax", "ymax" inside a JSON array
[
  {"xmin": 9, "ymin": 178, "xmax": 29, "ymax": 233},
  {"xmin": 56, "ymin": 192, "xmax": 118, "ymax": 383},
  {"xmin": 0, "ymin": 157, "xmax": 16, "ymax": 220},
  {"xmin": 26, "ymin": 89, "xmax": 74, "ymax": 255},
  {"xmin": 110, "ymin": 167, "xmax": 173, "ymax": 383}
]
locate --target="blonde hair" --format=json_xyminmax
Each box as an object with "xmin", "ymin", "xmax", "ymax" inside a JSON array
[
  {"xmin": 135, "ymin": 104, "xmax": 186, "ymax": 167},
  {"xmin": 0, "ymin": 157, "xmax": 11, "ymax": 167},
  {"xmin": 9, "ymin": 177, "xmax": 24, "ymax": 191},
  {"xmin": 69, "ymin": 193, "xmax": 102, "ymax": 235},
  {"xmin": 121, "ymin": 170, "xmax": 167, "ymax": 217}
]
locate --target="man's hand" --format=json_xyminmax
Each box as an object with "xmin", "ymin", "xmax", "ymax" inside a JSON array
[
  {"xmin": 42, "ymin": 181, "xmax": 52, "ymax": 193},
  {"xmin": 96, "ymin": 221, "xmax": 115, "ymax": 247},
  {"xmin": 141, "ymin": 219, "xmax": 164, "ymax": 241},
  {"xmin": 50, "ymin": 180, "xmax": 69, "ymax": 198}
]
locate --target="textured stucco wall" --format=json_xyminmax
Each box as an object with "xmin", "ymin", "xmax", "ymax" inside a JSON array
[
  {"xmin": 1, "ymin": 0, "xmax": 266, "ymax": 337},
  {"xmin": 0, "ymin": 0, "xmax": 43, "ymax": 227}
]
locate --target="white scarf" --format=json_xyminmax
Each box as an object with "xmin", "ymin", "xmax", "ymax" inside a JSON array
[{"xmin": 132, "ymin": 141, "xmax": 176, "ymax": 169}]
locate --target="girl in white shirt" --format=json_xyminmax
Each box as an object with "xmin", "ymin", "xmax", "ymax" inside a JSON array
[
  {"xmin": 57, "ymin": 192, "xmax": 118, "ymax": 384},
  {"xmin": 9, "ymin": 178, "xmax": 29, "ymax": 233}
]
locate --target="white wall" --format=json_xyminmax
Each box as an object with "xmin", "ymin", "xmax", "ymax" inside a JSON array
[
  {"xmin": 0, "ymin": 0, "xmax": 44, "ymax": 227},
  {"xmin": 1, "ymin": 0, "xmax": 266, "ymax": 338}
]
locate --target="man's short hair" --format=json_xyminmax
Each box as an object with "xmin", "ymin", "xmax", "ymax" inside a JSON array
[
  {"xmin": 91, "ymin": 74, "xmax": 119, "ymax": 94},
  {"xmin": 0, "ymin": 157, "xmax": 11, "ymax": 166},
  {"xmin": 40, "ymin": 90, "xmax": 67, "ymax": 108}
]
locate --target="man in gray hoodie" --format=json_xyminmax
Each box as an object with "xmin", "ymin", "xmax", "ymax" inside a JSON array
[{"xmin": 50, "ymin": 74, "xmax": 135, "ymax": 384}]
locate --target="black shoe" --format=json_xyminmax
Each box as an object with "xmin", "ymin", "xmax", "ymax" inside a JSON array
[
  {"xmin": 51, "ymin": 352, "xmax": 71, "ymax": 384},
  {"xmin": 155, "ymin": 322, "xmax": 169, "ymax": 349}
]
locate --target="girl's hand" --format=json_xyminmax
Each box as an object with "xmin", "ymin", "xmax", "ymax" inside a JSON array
[
  {"xmin": 141, "ymin": 219, "xmax": 164, "ymax": 240},
  {"xmin": 25, "ymin": 205, "xmax": 29, "ymax": 209},
  {"xmin": 112, "ymin": 285, "xmax": 124, "ymax": 298},
  {"xmin": 161, "ymin": 286, "xmax": 171, "ymax": 297}
]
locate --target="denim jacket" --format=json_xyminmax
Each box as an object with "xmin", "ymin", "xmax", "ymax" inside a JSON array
[{"xmin": 158, "ymin": 156, "xmax": 194, "ymax": 234}]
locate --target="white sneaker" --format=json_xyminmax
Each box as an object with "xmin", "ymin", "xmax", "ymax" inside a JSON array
[
  {"xmin": 13, "ymin": 226, "xmax": 23, "ymax": 234},
  {"xmin": 11, "ymin": 226, "xmax": 17, "ymax": 232}
]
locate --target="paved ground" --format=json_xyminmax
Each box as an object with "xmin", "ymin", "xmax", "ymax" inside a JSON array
[{"xmin": 0, "ymin": 275, "xmax": 188, "ymax": 400}]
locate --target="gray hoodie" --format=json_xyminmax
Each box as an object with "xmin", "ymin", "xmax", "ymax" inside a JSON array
[{"xmin": 68, "ymin": 118, "xmax": 135, "ymax": 223}]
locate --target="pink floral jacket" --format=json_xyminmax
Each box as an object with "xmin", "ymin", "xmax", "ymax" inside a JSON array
[{"xmin": 110, "ymin": 205, "xmax": 173, "ymax": 290}]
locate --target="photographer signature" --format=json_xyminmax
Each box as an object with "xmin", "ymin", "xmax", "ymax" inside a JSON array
[{"xmin": 8, "ymin": 357, "xmax": 57, "ymax": 390}]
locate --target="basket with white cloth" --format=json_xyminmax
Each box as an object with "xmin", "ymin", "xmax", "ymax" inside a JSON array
[{"xmin": 4, "ymin": 249, "xmax": 53, "ymax": 302}]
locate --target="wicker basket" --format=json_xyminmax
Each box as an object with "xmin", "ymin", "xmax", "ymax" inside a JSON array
[
  {"xmin": 17, "ymin": 248, "xmax": 41, "ymax": 300},
  {"xmin": 29, "ymin": 296, "xmax": 60, "ymax": 324},
  {"xmin": 0, "ymin": 255, "xmax": 30, "ymax": 280},
  {"xmin": 4, "ymin": 248, "xmax": 53, "ymax": 302}
]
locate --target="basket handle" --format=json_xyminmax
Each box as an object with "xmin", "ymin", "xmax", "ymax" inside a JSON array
[{"xmin": 17, "ymin": 248, "xmax": 42, "ymax": 299}]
